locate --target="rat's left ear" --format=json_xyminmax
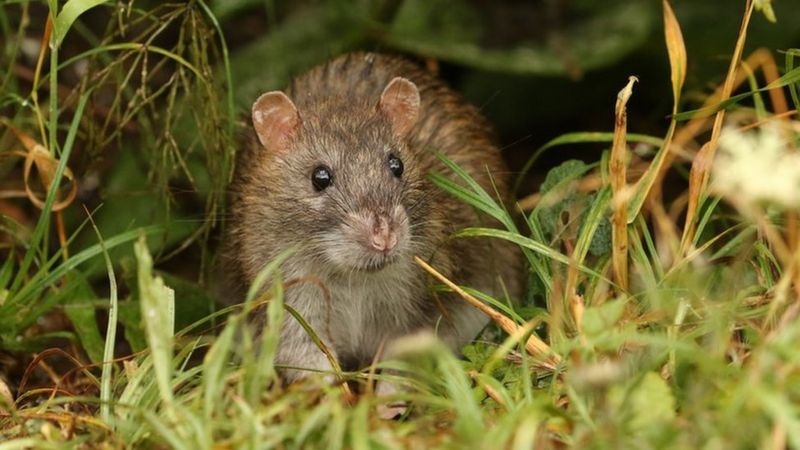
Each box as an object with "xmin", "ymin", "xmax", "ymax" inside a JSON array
[
  {"xmin": 252, "ymin": 91, "xmax": 301, "ymax": 153},
  {"xmin": 378, "ymin": 77, "xmax": 420, "ymax": 136}
]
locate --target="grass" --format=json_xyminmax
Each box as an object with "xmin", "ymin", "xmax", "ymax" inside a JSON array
[{"xmin": 2, "ymin": 0, "xmax": 800, "ymax": 448}]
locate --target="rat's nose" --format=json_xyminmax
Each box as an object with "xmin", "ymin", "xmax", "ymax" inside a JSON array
[{"xmin": 369, "ymin": 214, "xmax": 398, "ymax": 253}]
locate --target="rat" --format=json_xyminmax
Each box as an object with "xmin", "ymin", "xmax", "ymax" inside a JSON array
[{"xmin": 224, "ymin": 52, "xmax": 522, "ymax": 413}]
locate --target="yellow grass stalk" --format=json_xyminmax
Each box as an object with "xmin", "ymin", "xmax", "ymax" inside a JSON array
[
  {"xmin": 680, "ymin": 0, "xmax": 754, "ymax": 253},
  {"xmin": 414, "ymin": 256, "xmax": 561, "ymax": 370},
  {"xmin": 610, "ymin": 76, "xmax": 637, "ymax": 291}
]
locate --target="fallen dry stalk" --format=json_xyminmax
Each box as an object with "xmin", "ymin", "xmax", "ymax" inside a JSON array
[{"xmin": 414, "ymin": 256, "xmax": 561, "ymax": 370}]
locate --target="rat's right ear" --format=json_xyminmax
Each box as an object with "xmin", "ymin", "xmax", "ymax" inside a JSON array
[
  {"xmin": 379, "ymin": 77, "xmax": 420, "ymax": 136},
  {"xmin": 252, "ymin": 91, "xmax": 301, "ymax": 152}
]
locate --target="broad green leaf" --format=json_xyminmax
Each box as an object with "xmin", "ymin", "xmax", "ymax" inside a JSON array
[
  {"xmin": 581, "ymin": 189, "xmax": 613, "ymax": 258},
  {"xmin": 118, "ymin": 300, "xmax": 146, "ymax": 353},
  {"xmin": 609, "ymin": 372, "xmax": 676, "ymax": 435},
  {"xmin": 229, "ymin": 7, "xmax": 366, "ymax": 109},
  {"xmin": 533, "ymin": 160, "xmax": 612, "ymax": 258},
  {"xmin": 54, "ymin": 0, "xmax": 109, "ymax": 46},
  {"xmin": 534, "ymin": 160, "xmax": 592, "ymax": 238},
  {"xmin": 386, "ymin": 0, "xmax": 656, "ymax": 76},
  {"xmin": 158, "ymin": 272, "xmax": 216, "ymax": 332},
  {"xmin": 210, "ymin": 0, "xmax": 264, "ymax": 19},
  {"xmin": 539, "ymin": 160, "xmax": 591, "ymax": 195},
  {"xmin": 582, "ymin": 297, "xmax": 626, "ymax": 337},
  {"xmin": 60, "ymin": 272, "xmax": 105, "ymax": 364}
]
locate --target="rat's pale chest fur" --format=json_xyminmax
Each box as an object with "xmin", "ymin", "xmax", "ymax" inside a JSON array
[{"xmin": 279, "ymin": 257, "xmax": 436, "ymax": 372}]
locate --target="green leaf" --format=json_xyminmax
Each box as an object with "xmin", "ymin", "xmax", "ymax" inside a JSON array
[
  {"xmin": 158, "ymin": 273, "xmax": 216, "ymax": 332},
  {"xmin": 54, "ymin": 0, "xmax": 109, "ymax": 46},
  {"xmin": 539, "ymin": 160, "xmax": 591, "ymax": 195},
  {"xmin": 210, "ymin": 0, "xmax": 264, "ymax": 19},
  {"xmin": 229, "ymin": 7, "xmax": 366, "ymax": 109},
  {"xmin": 582, "ymin": 297, "xmax": 626, "ymax": 337},
  {"xmin": 385, "ymin": 0, "xmax": 656, "ymax": 75},
  {"xmin": 85, "ymin": 207, "xmax": 119, "ymax": 424},
  {"xmin": 534, "ymin": 160, "xmax": 609, "ymax": 255},
  {"xmin": 609, "ymin": 372, "xmax": 677, "ymax": 435},
  {"xmin": 117, "ymin": 300, "xmax": 146, "ymax": 353},
  {"xmin": 61, "ymin": 272, "xmax": 105, "ymax": 364},
  {"xmin": 674, "ymin": 63, "xmax": 800, "ymax": 121}
]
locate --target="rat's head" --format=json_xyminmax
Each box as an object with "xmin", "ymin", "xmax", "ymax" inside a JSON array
[{"xmin": 250, "ymin": 77, "xmax": 430, "ymax": 274}]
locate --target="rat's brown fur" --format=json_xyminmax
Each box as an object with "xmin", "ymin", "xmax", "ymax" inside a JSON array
[{"xmin": 224, "ymin": 52, "xmax": 522, "ymax": 382}]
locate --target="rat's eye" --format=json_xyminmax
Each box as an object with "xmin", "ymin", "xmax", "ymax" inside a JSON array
[
  {"xmin": 311, "ymin": 165, "xmax": 333, "ymax": 191},
  {"xmin": 388, "ymin": 154, "xmax": 404, "ymax": 178}
]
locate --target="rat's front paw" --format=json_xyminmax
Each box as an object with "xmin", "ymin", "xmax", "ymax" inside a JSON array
[
  {"xmin": 374, "ymin": 379, "xmax": 408, "ymax": 419},
  {"xmin": 278, "ymin": 346, "xmax": 338, "ymax": 385}
]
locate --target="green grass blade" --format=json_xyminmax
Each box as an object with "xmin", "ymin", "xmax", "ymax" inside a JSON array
[
  {"xmin": 674, "ymin": 62, "xmax": 800, "ymax": 121},
  {"xmin": 514, "ymin": 132, "xmax": 664, "ymax": 193},
  {"xmin": 786, "ymin": 50, "xmax": 800, "ymax": 112},
  {"xmin": 245, "ymin": 245, "xmax": 298, "ymax": 303},
  {"xmin": 10, "ymin": 91, "xmax": 90, "ymax": 294},
  {"xmin": 572, "ymin": 186, "xmax": 612, "ymax": 266},
  {"xmin": 431, "ymin": 151, "xmax": 515, "ymax": 231},
  {"xmin": 134, "ymin": 234, "xmax": 175, "ymax": 407},
  {"xmin": 456, "ymin": 227, "xmax": 613, "ymax": 285},
  {"xmin": 250, "ymin": 273, "xmax": 285, "ymax": 400},
  {"xmin": 625, "ymin": 120, "xmax": 678, "ymax": 223},
  {"xmin": 7, "ymin": 225, "xmax": 163, "ymax": 311},
  {"xmin": 202, "ymin": 316, "xmax": 237, "ymax": 420},
  {"xmin": 84, "ymin": 210, "xmax": 118, "ymax": 425}
]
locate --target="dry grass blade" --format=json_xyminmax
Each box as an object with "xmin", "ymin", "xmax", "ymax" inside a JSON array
[
  {"xmin": 680, "ymin": 0, "xmax": 755, "ymax": 253},
  {"xmin": 414, "ymin": 256, "xmax": 560, "ymax": 370},
  {"xmin": 0, "ymin": 119, "xmax": 77, "ymax": 212},
  {"xmin": 468, "ymin": 370, "xmax": 506, "ymax": 407},
  {"xmin": 623, "ymin": 0, "xmax": 686, "ymax": 223},
  {"xmin": 663, "ymin": 0, "xmax": 687, "ymax": 103},
  {"xmin": 611, "ymin": 76, "xmax": 637, "ymax": 291}
]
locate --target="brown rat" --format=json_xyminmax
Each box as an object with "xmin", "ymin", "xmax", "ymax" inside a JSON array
[{"xmin": 224, "ymin": 52, "xmax": 522, "ymax": 399}]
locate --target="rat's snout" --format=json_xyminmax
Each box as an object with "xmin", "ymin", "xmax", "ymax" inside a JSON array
[{"xmin": 369, "ymin": 213, "xmax": 398, "ymax": 253}]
